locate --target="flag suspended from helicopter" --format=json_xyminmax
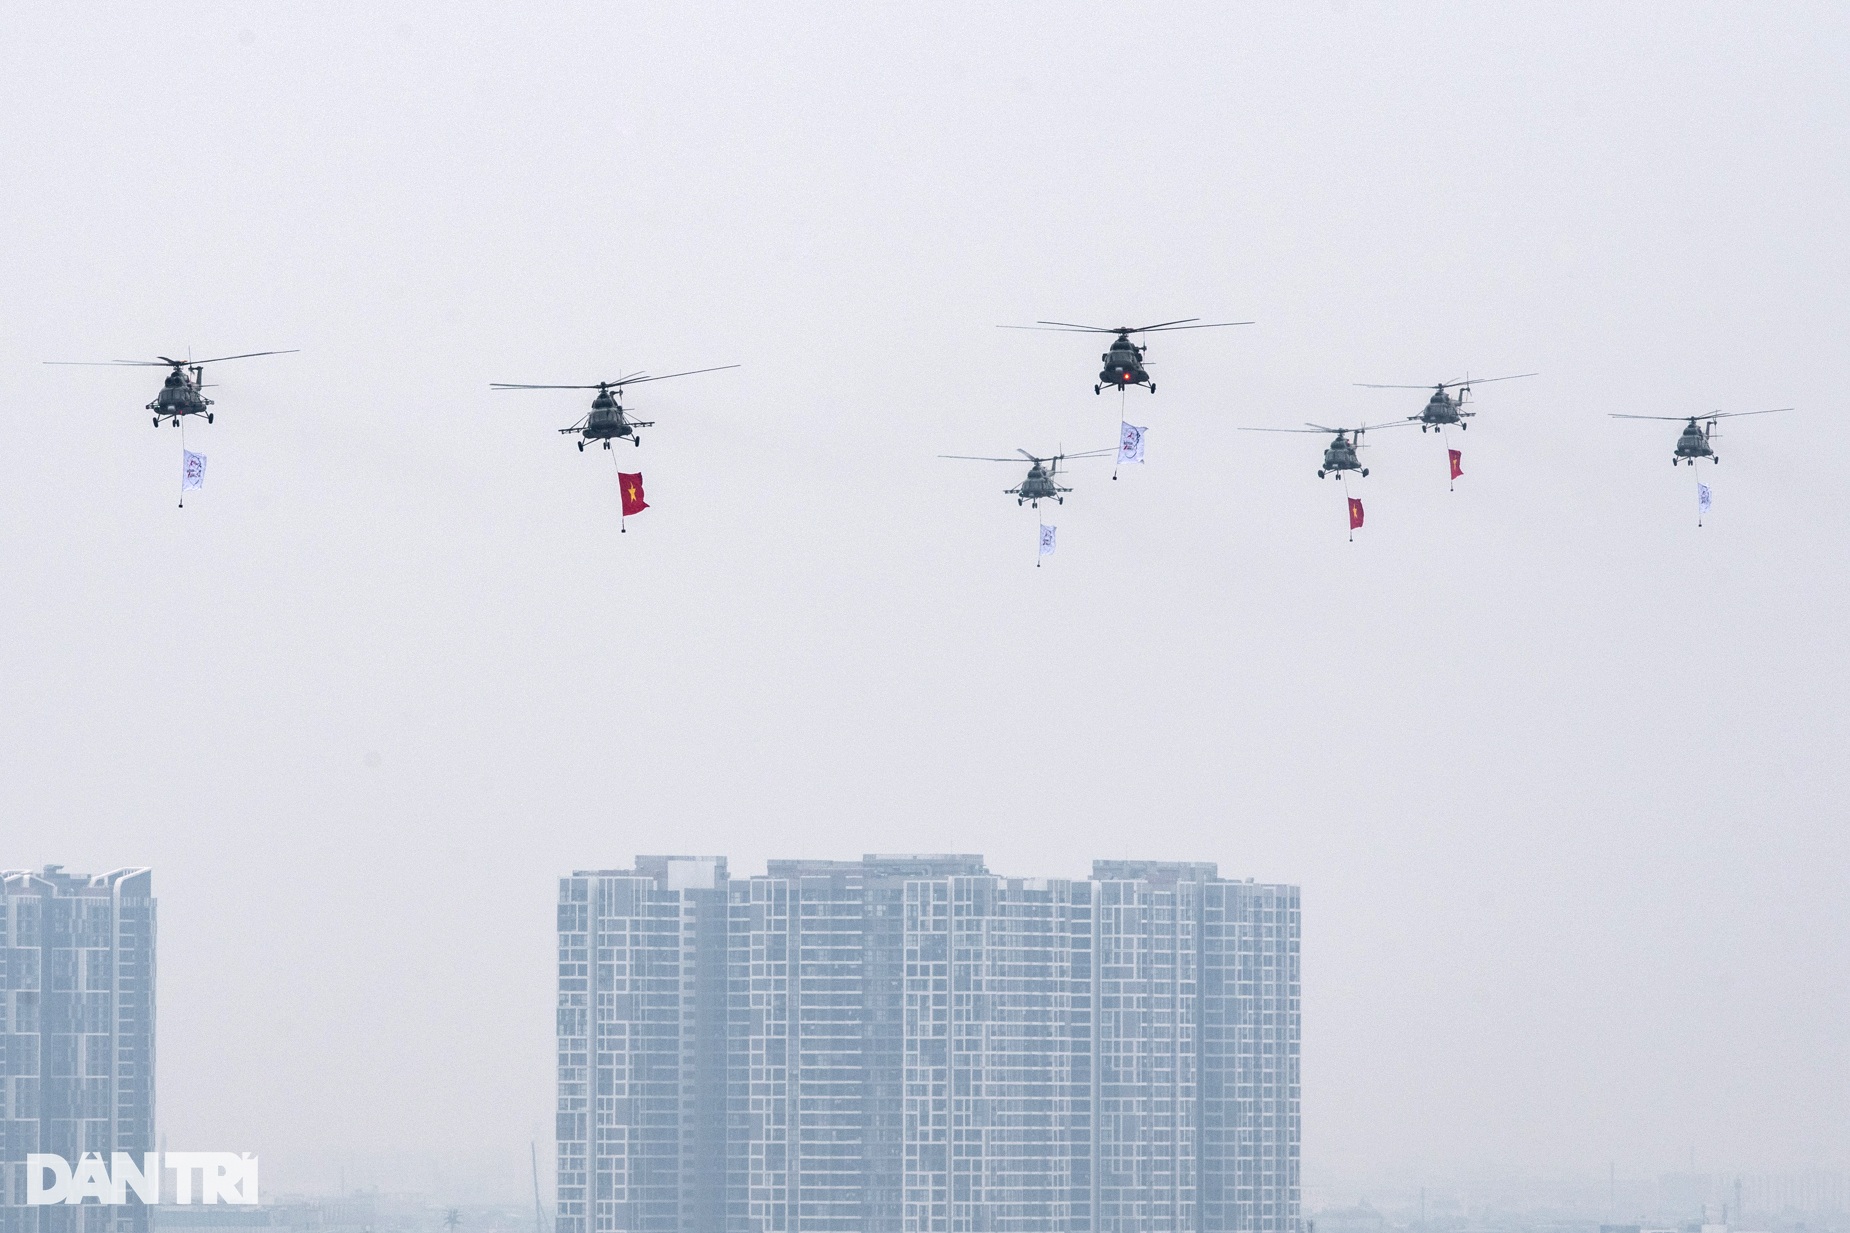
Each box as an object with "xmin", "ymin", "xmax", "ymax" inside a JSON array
[
  {"xmin": 1697, "ymin": 481, "xmax": 1712, "ymax": 523},
  {"xmin": 619, "ymin": 472, "xmax": 647, "ymax": 516},
  {"xmin": 1038, "ymin": 524, "xmax": 1057, "ymax": 557},
  {"xmin": 1448, "ymin": 449, "xmax": 1463, "ymax": 480},
  {"xmin": 182, "ymin": 450, "xmax": 207, "ymax": 491},
  {"xmin": 1117, "ymin": 422, "xmax": 1147, "ymax": 465},
  {"xmin": 1348, "ymin": 497, "xmax": 1364, "ymax": 531}
]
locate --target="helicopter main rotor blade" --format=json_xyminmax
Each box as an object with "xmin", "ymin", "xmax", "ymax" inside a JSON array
[
  {"xmin": 1358, "ymin": 372, "xmax": 1537, "ymax": 390},
  {"xmin": 1135, "ymin": 319, "xmax": 1252, "ymax": 332},
  {"xmin": 1707, "ymin": 407, "xmax": 1791, "ymax": 419},
  {"xmin": 188, "ymin": 349, "xmax": 300, "ymax": 366},
  {"xmin": 612, "ymin": 364, "xmax": 741, "ymax": 386},
  {"xmin": 1003, "ymin": 317, "xmax": 1253, "ymax": 335},
  {"xmin": 493, "ymin": 365, "xmax": 738, "ymax": 392},
  {"xmin": 1125, "ymin": 317, "xmax": 1201, "ymax": 332},
  {"xmin": 1444, "ymin": 372, "xmax": 1536, "ymax": 388},
  {"xmin": 1238, "ymin": 426, "xmax": 1330, "ymax": 434},
  {"xmin": 939, "ymin": 454, "xmax": 1031, "ymax": 463},
  {"xmin": 47, "ymin": 349, "xmax": 298, "ymax": 368},
  {"xmin": 1008, "ymin": 317, "xmax": 1209, "ymax": 333},
  {"xmin": 1608, "ymin": 413, "xmax": 1703, "ymax": 421}
]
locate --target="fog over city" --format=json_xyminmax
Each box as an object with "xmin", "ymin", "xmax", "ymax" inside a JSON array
[{"xmin": 2, "ymin": 1, "xmax": 1846, "ymax": 1220}]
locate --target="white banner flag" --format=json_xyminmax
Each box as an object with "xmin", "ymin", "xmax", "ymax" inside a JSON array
[
  {"xmin": 1697, "ymin": 482, "xmax": 1712, "ymax": 514},
  {"xmin": 182, "ymin": 450, "xmax": 207, "ymax": 491},
  {"xmin": 1117, "ymin": 421, "xmax": 1147, "ymax": 464},
  {"xmin": 1038, "ymin": 524, "xmax": 1056, "ymax": 556}
]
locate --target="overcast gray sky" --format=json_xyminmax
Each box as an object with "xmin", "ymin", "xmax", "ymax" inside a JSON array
[{"xmin": 3, "ymin": 0, "xmax": 1846, "ymax": 1203}]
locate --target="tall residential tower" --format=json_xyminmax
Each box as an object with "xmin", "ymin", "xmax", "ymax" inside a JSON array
[
  {"xmin": 1, "ymin": 867, "xmax": 157, "ymax": 1233},
  {"xmin": 559, "ymin": 856, "xmax": 1297, "ymax": 1233}
]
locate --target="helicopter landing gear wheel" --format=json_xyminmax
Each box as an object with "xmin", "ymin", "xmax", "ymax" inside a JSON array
[
  {"xmin": 171, "ymin": 418, "xmax": 179, "ymax": 428},
  {"xmin": 1017, "ymin": 499, "xmax": 1023, "ymax": 506},
  {"xmin": 577, "ymin": 442, "xmax": 585, "ymax": 451},
  {"xmin": 1361, "ymin": 468, "xmax": 1370, "ymax": 477},
  {"xmin": 1057, "ymin": 497, "xmax": 1064, "ymax": 505},
  {"xmin": 153, "ymin": 417, "xmax": 160, "ymax": 427},
  {"xmin": 632, "ymin": 438, "xmax": 640, "ymax": 447},
  {"xmin": 1094, "ymin": 384, "xmax": 1101, "ymax": 395},
  {"xmin": 1460, "ymin": 422, "xmax": 1466, "ymax": 430},
  {"xmin": 1317, "ymin": 470, "xmax": 1325, "ymax": 478},
  {"xmin": 1149, "ymin": 383, "xmax": 1155, "ymax": 394},
  {"xmin": 207, "ymin": 413, "xmax": 214, "ymax": 423}
]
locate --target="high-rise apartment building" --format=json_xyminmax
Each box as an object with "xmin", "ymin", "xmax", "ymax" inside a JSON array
[
  {"xmin": 558, "ymin": 856, "xmax": 1298, "ymax": 1233},
  {"xmin": 0, "ymin": 866, "xmax": 157, "ymax": 1233},
  {"xmin": 558, "ymin": 859, "xmax": 730, "ymax": 1233}
]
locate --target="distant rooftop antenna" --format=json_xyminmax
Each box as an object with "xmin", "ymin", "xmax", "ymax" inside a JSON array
[{"xmin": 531, "ymin": 1141, "xmax": 548, "ymax": 1233}]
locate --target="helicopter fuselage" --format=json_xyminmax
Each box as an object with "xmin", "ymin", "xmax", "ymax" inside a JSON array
[
  {"xmin": 1674, "ymin": 420, "xmax": 1715, "ymax": 463},
  {"xmin": 1096, "ymin": 336, "xmax": 1152, "ymax": 394},
  {"xmin": 584, "ymin": 413, "xmax": 636, "ymax": 440},
  {"xmin": 1414, "ymin": 389, "xmax": 1468, "ymax": 430},
  {"xmin": 572, "ymin": 393, "xmax": 649, "ymax": 449},
  {"xmin": 1010, "ymin": 464, "xmax": 1069, "ymax": 506},
  {"xmin": 1317, "ymin": 435, "xmax": 1367, "ymax": 478},
  {"xmin": 147, "ymin": 368, "xmax": 212, "ymax": 425}
]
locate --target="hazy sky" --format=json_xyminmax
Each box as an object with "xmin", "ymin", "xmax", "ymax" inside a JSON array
[{"xmin": 3, "ymin": 1, "xmax": 1846, "ymax": 1203}]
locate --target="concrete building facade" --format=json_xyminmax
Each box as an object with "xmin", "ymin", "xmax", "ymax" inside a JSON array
[
  {"xmin": 1, "ymin": 866, "xmax": 156, "ymax": 1233},
  {"xmin": 559, "ymin": 856, "xmax": 1297, "ymax": 1233}
]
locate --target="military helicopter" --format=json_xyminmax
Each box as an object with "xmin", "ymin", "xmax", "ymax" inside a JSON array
[
  {"xmin": 45, "ymin": 350, "xmax": 298, "ymax": 426},
  {"xmin": 1355, "ymin": 372, "xmax": 1536, "ymax": 431},
  {"xmin": 999, "ymin": 317, "xmax": 1252, "ymax": 394},
  {"xmin": 490, "ymin": 365, "xmax": 738, "ymax": 450},
  {"xmin": 1609, "ymin": 408, "xmax": 1788, "ymax": 464},
  {"xmin": 939, "ymin": 448, "xmax": 1116, "ymax": 507},
  {"xmin": 1239, "ymin": 421, "xmax": 1413, "ymax": 478}
]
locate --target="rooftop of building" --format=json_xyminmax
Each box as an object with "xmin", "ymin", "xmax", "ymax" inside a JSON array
[
  {"xmin": 565, "ymin": 855, "xmax": 1293, "ymax": 891},
  {"xmin": 1092, "ymin": 859, "xmax": 1222, "ymax": 883},
  {"xmin": 765, "ymin": 854, "xmax": 990, "ymax": 879},
  {"xmin": 1, "ymin": 865, "xmax": 153, "ymax": 895}
]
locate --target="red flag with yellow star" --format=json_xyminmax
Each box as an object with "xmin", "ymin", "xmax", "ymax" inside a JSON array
[
  {"xmin": 1347, "ymin": 497, "xmax": 1364, "ymax": 530},
  {"xmin": 1448, "ymin": 449, "xmax": 1463, "ymax": 480},
  {"xmin": 619, "ymin": 472, "xmax": 647, "ymax": 516}
]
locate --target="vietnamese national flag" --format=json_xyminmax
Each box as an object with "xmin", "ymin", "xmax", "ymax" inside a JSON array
[
  {"xmin": 619, "ymin": 472, "xmax": 648, "ymax": 516},
  {"xmin": 1348, "ymin": 497, "xmax": 1364, "ymax": 530},
  {"xmin": 1448, "ymin": 448, "xmax": 1463, "ymax": 480}
]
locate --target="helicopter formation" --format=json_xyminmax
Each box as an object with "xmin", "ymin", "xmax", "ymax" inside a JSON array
[
  {"xmin": 46, "ymin": 324, "xmax": 1790, "ymax": 543},
  {"xmin": 936, "ymin": 319, "xmax": 1248, "ymax": 527},
  {"xmin": 945, "ymin": 328, "xmax": 1790, "ymax": 545}
]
